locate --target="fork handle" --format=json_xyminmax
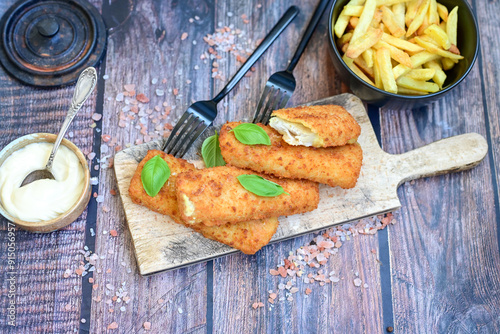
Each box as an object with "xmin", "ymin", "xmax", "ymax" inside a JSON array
[
  {"xmin": 213, "ymin": 6, "xmax": 299, "ymax": 103},
  {"xmin": 286, "ymin": 0, "xmax": 331, "ymax": 73}
]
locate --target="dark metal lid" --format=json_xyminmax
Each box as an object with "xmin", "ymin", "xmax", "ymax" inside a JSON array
[{"xmin": 0, "ymin": 0, "xmax": 106, "ymax": 87}]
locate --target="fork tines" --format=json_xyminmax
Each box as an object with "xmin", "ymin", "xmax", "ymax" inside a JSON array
[
  {"xmin": 253, "ymin": 85, "xmax": 291, "ymax": 125},
  {"xmin": 162, "ymin": 112, "xmax": 208, "ymax": 158}
]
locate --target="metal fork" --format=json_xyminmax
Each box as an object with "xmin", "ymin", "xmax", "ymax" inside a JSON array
[
  {"xmin": 162, "ymin": 6, "xmax": 299, "ymax": 157},
  {"xmin": 253, "ymin": 0, "xmax": 331, "ymax": 125}
]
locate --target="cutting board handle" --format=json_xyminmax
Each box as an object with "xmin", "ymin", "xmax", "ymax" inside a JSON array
[{"xmin": 393, "ymin": 133, "xmax": 488, "ymax": 184}]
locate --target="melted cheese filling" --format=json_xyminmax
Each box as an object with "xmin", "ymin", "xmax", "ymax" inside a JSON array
[{"xmin": 269, "ymin": 117, "xmax": 319, "ymax": 147}]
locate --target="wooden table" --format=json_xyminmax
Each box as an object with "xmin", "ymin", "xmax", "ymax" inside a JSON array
[{"xmin": 1, "ymin": 0, "xmax": 499, "ymax": 333}]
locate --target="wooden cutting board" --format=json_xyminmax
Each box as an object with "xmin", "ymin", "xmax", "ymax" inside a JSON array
[{"xmin": 114, "ymin": 93, "xmax": 488, "ymax": 276}]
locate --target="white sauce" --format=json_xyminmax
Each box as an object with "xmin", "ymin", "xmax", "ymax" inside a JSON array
[{"xmin": 0, "ymin": 142, "xmax": 85, "ymax": 222}]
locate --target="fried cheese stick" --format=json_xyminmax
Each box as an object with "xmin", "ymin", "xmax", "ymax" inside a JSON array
[
  {"xmin": 219, "ymin": 123, "xmax": 363, "ymax": 189},
  {"xmin": 269, "ymin": 104, "xmax": 361, "ymax": 148},
  {"xmin": 176, "ymin": 165, "xmax": 319, "ymax": 226},
  {"xmin": 128, "ymin": 150, "xmax": 279, "ymax": 254}
]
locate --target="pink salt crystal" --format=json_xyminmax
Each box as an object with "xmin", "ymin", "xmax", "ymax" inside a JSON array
[
  {"xmin": 136, "ymin": 93, "xmax": 150, "ymax": 103},
  {"xmin": 143, "ymin": 322, "xmax": 151, "ymax": 330},
  {"xmin": 269, "ymin": 269, "xmax": 279, "ymax": 276},
  {"xmin": 277, "ymin": 266, "xmax": 287, "ymax": 278},
  {"xmin": 318, "ymin": 240, "xmax": 334, "ymax": 249},
  {"xmin": 107, "ymin": 322, "xmax": 118, "ymax": 330},
  {"xmin": 92, "ymin": 113, "xmax": 102, "ymax": 121},
  {"xmin": 123, "ymin": 84, "xmax": 135, "ymax": 92}
]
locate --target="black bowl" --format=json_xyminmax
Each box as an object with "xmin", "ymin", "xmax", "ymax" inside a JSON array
[{"xmin": 328, "ymin": 0, "xmax": 479, "ymax": 108}]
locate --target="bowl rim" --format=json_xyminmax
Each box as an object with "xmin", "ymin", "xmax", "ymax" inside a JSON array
[
  {"xmin": 0, "ymin": 133, "xmax": 91, "ymax": 232},
  {"xmin": 328, "ymin": 0, "xmax": 480, "ymax": 100}
]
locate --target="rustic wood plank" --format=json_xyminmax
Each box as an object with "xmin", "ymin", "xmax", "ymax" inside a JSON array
[
  {"xmin": 379, "ymin": 0, "xmax": 500, "ymax": 331},
  {"xmin": 210, "ymin": 0, "xmax": 388, "ymax": 333},
  {"xmin": 0, "ymin": 0, "xmax": 103, "ymax": 331},
  {"xmin": 90, "ymin": 0, "xmax": 213, "ymax": 332}
]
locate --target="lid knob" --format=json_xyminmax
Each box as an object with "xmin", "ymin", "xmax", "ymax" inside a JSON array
[{"xmin": 36, "ymin": 17, "xmax": 60, "ymax": 38}]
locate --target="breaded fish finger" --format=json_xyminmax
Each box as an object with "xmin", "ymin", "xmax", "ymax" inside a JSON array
[
  {"xmin": 219, "ymin": 122, "xmax": 363, "ymax": 189},
  {"xmin": 128, "ymin": 150, "xmax": 279, "ymax": 254},
  {"xmin": 269, "ymin": 104, "xmax": 361, "ymax": 147},
  {"xmin": 176, "ymin": 165, "xmax": 319, "ymax": 226}
]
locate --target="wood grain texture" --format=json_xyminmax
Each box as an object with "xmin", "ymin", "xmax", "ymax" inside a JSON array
[
  {"xmin": 0, "ymin": 0, "xmax": 498, "ymax": 332},
  {"xmin": 114, "ymin": 93, "xmax": 486, "ymax": 275},
  {"xmin": 90, "ymin": 0, "xmax": 212, "ymax": 332},
  {"xmin": 379, "ymin": 0, "xmax": 500, "ymax": 331},
  {"xmin": 0, "ymin": 0, "xmax": 102, "ymax": 332}
]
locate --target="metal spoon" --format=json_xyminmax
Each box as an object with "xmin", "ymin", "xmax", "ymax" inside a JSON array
[{"xmin": 20, "ymin": 67, "xmax": 98, "ymax": 187}]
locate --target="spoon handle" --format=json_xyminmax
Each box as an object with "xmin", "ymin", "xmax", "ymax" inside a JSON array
[{"xmin": 46, "ymin": 67, "xmax": 98, "ymax": 171}]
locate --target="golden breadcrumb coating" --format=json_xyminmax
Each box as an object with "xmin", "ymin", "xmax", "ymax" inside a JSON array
[
  {"xmin": 269, "ymin": 104, "xmax": 361, "ymax": 147},
  {"xmin": 175, "ymin": 165, "xmax": 319, "ymax": 226},
  {"xmin": 128, "ymin": 150, "xmax": 279, "ymax": 254},
  {"xmin": 219, "ymin": 122, "xmax": 363, "ymax": 189}
]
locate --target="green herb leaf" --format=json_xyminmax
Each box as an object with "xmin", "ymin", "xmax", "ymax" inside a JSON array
[
  {"xmin": 237, "ymin": 174, "xmax": 289, "ymax": 197},
  {"xmin": 141, "ymin": 155, "xmax": 171, "ymax": 197},
  {"xmin": 201, "ymin": 131, "xmax": 226, "ymax": 168},
  {"xmin": 231, "ymin": 123, "xmax": 271, "ymax": 145}
]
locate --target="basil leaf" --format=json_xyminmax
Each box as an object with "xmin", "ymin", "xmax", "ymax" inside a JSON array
[
  {"xmin": 141, "ymin": 155, "xmax": 171, "ymax": 197},
  {"xmin": 231, "ymin": 123, "xmax": 271, "ymax": 145},
  {"xmin": 201, "ymin": 131, "xmax": 226, "ymax": 168},
  {"xmin": 237, "ymin": 174, "xmax": 289, "ymax": 197}
]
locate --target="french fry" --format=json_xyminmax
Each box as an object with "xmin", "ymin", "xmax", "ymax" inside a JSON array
[
  {"xmin": 416, "ymin": 15, "xmax": 430, "ymax": 36},
  {"xmin": 362, "ymin": 48, "xmax": 375, "ymax": 67},
  {"xmin": 423, "ymin": 60, "xmax": 447, "ymax": 88},
  {"xmin": 350, "ymin": 17, "xmax": 360, "ymax": 29},
  {"xmin": 381, "ymin": 32, "xmax": 425, "ymax": 53},
  {"xmin": 377, "ymin": 0, "xmax": 413, "ymax": 5},
  {"xmin": 397, "ymin": 76, "xmax": 439, "ymax": 92},
  {"xmin": 376, "ymin": 48, "xmax": 398, "ymax": 93},
  {"xmin": 439, "ymin": 21, "xmax": 446, "ymax": 31},
  {"xmin": 343, "ymin": 55, "xmax": 376, "ymax": 86},
  {"xmin": 414, "ymin": 36, "xmax": 463, "ymax": 60},
  {"xmin": 424, "ymin": 24, "xmax": 451, "ymax": 49},
  {"xmin": 373, "ymin": 51, "xmax": 383, "ymax": 89},
  {"xmin": 405, "ymin": 0, "xmax": 422, "ymax": 28},
  {"xmin": 334, "ymin": 0, "xmax": 365, "ymax": 38},
  {"xmin": 392, "ymin": 2, "xmax": 406, "ymax": 29},
  {"xmin": 351, "ymin": 0, "xmax": 378, "ymax": 43},
  {"xmin": 436, "ymin": 3, "xmax": 448, "ymax": 22},
  {"xmin": 447, "ymin": 6, "xmax": 458, "ymax": 45},
  {"xmin": 354, "ymin": 56, "xmax": 375, "ymax": 77},
  {"xmin": 441, "ymin": 58, "xmax": 455, "ymax": 70},
  {"xmin": 397, "ymin": 86, "xmax": 429, "ymax": 95},
  {"xmin": 373, "ymin": 41, "xmax": 412, "ymax": 67},
  {"xmin": 404, "ymin": 68, "xmax": 436, "ymax": 81},
  {"xmin": 337, "ymin": 32, "xmax": 353, "ymax": 49},
  {"xmin": 406, "ymin": 0, "xmax": 430, "ymax": 37},
  {"xmin": 393, "ymin": 51, "xmax": 440, "ymax": 79},
  {"xmin": 335, "ymin": 0, "xmax": 461, "ymax": 95},
  {"xmin": 381, "ymin": 6, "xmax": 406, "ymax": 37},
  {"xmin": 346, "ymin": 27, "xmax": 383, "ymax": 59},
  {"xmin": 371, "ymin": 8, "xmax": 384, "ymax": 27},
  {"xmin": 428, "ymin": 0, "xmax": 439, "ymax": 25},
  {"xmin": 343, "ymin": 5, "xmax": 364, "ymax": 16}
]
